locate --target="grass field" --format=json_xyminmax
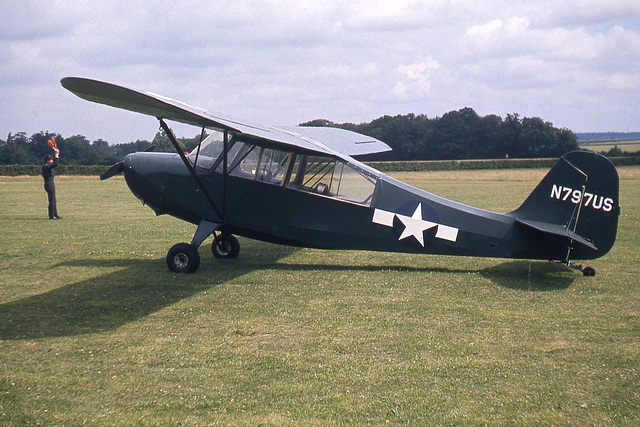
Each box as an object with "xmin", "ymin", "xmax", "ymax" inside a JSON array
[{"xmin": 1, "ymin": 168, "xmax": 639, "ymax": 425}]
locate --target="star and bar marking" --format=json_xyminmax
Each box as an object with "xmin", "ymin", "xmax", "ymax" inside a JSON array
[{"xmin": 372, "ymin": 203, "xmax": 459, "ymax": 247}]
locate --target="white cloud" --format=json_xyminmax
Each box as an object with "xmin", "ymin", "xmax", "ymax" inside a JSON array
[
  {"xmin": 394, "ymin": 59, "xmax": 440, "ymax": 98},
  {"xmin": 1, "ymin": 0, "xmax": 639, "ymax": 142},
  {"xmin": 399, "ymin": 59, "xmax": 440, "ymax": 80},
  {"xmin": 527, "ymin": 0, "xmax": 640, "ymax": 28},
  {"xmin": 610, "ymin": 73, "xmax": 640, "ymax": 89},
  {"xmin": 466, "ymin": 17, "xmax": 530, "ymax": 47},
  {"xmin": 343, "ymin": 0, "xmax": 448, "ymax": 31}
]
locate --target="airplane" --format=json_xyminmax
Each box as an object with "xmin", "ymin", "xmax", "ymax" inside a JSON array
[{"xmin": 61, "ymin": 77, "xmax": 619, "ymax": 276}]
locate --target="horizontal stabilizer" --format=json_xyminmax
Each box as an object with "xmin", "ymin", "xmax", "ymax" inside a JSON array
[{"xmin": 516, "ymin": 218, "xmax": 597, "ymax": 250}]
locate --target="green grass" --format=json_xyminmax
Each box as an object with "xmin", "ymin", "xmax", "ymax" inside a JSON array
[{"xmin": 1, "ymin": 169, "xmax": 639, "ymax": 426}]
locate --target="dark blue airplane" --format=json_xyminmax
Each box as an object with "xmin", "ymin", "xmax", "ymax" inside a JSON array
[{"xmin": 62, "ymin": 77, "xmax": 619, "ymax": 276}]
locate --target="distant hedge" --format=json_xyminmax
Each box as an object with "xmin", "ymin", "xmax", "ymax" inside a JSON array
[
  {"xmin": 610, "ymin": 156, "xmax": 640, "ymax": 167},
  {"xmin": 366, "ymin": 156, "xmax": 640, "ymax": 172},
  {"xmin": 1, "ymin": 156, "xmax": 638, "ymax": 177},
  {"xmin": 366, "ymin": 158, "xmax": 556, "ymax": 172},
  {"xmin": 0, "ymin": 165, "xmax": 106, "ymax": 177}
]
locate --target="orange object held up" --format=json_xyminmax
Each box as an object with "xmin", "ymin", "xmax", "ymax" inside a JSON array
[{"xmin": 47, "ymin": 137, "xmax": 57, "ymax": 148}]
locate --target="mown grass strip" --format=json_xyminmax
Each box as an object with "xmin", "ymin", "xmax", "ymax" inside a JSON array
[{"xmin": 1, "ymin": 169, "xmax": 638, "ymax": 425}]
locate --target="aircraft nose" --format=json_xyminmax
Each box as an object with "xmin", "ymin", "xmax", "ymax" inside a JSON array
[{"xmin": 123, "ymin": 152, "xmax": 169, "ymax": 214}]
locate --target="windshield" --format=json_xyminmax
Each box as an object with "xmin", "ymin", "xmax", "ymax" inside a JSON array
[{"xmin": 188, "ymin": 131, "xmax": 225, "ymax": 169}]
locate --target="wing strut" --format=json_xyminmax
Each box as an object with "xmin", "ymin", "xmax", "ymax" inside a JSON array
[
  {"xmin": 223, "ymin": 130, "xmax": 229, "ymax": 223},
  {"xmin": 158, "ymin": 118, "xmax": 224, "ymax": 222}
]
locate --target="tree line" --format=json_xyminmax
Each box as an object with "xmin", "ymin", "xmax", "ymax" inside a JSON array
[
  {"xmin": 0, "ymin": 130, "xmax": 202, "ymax": 165},
  {"xmin": 301, "ymin": 108, "xmax": 579, "ymax": 160},
  {"xmin": 1, "ymin": 108, "xmax": 580, "ymax": 165}
]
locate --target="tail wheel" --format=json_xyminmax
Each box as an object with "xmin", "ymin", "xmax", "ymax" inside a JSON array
[
  {"xmin": 167, "ymin": 243, "xmax": 200, "ymax": 273},
  {"xmin": 582, "ymin": 266, "xmax": 596, "ymax": 277},
  {"xmin": 212, "ymin": 234, "xmax": 240, "ymax": 259}
]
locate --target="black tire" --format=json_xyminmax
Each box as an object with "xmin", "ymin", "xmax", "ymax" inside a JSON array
[
  {"xmin": 582, "ymin": 266, "xmax": 596, "ymax": 277},
  {"xmin": 212, "ymin": 234, "xmax": 240, "ymax": 259},
  {"xmin": 167, "ymin": 243, "xmax": 200, "ymax": 273}
]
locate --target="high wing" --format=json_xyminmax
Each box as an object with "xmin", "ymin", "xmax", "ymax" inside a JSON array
[
  {"xmin": 276, "ymin": 126, "xmax": 391, "ymax": 158},
  {"xmin": 60, "ymin": 77, "xmax": 391, "ymax": 157}
]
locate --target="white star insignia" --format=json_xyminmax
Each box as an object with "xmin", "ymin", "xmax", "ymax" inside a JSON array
[{"xmin": 396, "ymin": 203, "xmax": 437, "ymax": 246}]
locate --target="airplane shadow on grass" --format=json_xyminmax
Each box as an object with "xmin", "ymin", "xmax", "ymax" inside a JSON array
[
  {"xmin": 0, "ymin": 249, "xmax": 573, "ymax": 341},
  {"xmin": 0, "ymin": 244, "xmax": 298, "ymax": 341},
  {"xmin": 264, "ymin": 259, "xmax": 575, "ymax": 292},
  {"xmin": 480, "ymin": 260, "xmax": 575, "ymax": 291}
]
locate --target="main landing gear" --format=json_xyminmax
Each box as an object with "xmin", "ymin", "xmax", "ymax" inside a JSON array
[
  {"xmin": 166, "ymin": 219, "xmax": 239, "ymax": 273},
  {"xmin": 212, "ymin": 234, "xmax": 240, "ymax": 258},
  {"xmin": 167, "ymin": 243, "xmax": 200, "ymax": 274}
]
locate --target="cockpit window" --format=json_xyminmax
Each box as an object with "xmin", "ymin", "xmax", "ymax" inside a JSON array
[
  {"xmin": 289, "ymin": 155, "xmax": 377, "ymax": 205},
  {"xmin": 238, "ymin": 145, "xmax": 260, "ymax": 176},
  {"xmin": 227, "ymin": 142, "xmax": 377, "ymax": 206},
  {"xmin": 301, "ymin": 156, "xmax": 338, "ymax": 190},
  {"xmin": 256, "ymin": 148, "xmax": 290, "ymax": 184},
  {"xmin": 188, "ymin": 131, "xmax": 224, "ymax": 170},
  {"xmin": 229, "ymin": 143, "xmax": 291, "ymax": 185}
]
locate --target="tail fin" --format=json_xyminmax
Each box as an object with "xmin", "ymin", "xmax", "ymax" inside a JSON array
[{"xmin": 512, "ymin": 151, "xmax": 619, "ymax": 260}]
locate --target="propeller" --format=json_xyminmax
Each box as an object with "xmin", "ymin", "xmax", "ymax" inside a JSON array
[
  {"xmin": 100, "ymin": 161, "xmax": 124, "ymax": 180},
  {"xmin": 99, "ymin": 144, "xmax": 156, "ymax": 180}
]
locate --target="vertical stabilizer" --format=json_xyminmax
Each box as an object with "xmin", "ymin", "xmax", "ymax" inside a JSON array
[{"xmin": 512, "ymin": 151, "xmax": 619, "ymax": 260}]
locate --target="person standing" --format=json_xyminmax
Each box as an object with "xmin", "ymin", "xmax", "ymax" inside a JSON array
[{"xmin": 42, "ymin": 146, "xmax": 62, "ymax": 220}]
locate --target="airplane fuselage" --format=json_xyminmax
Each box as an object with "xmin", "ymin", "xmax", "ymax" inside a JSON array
[{"xmin": 122, "ymin": 150, "xmax": 596, "ymax": 263}]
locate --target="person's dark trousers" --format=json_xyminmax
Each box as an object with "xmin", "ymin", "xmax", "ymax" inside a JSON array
[{"xmin": 45, "ymin": 181, "xmax": 58, "ymax": 219}]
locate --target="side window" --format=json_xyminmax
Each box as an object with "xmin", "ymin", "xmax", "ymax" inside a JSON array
[
  {"xmin": 226, "ymin": 144, "xmax": 377, "ymax": 205},
  {"xmin": 256, "ymin": 148, "xmax": 290, "ymax": 185},
  {"xmin": 288, "ymin": 155, "xmax": 377, "ymax": 206},
  {"xmin": 298, "ymin": 156, "xmax": 339, "ymax": 194},
  {"xmin": 228, "ymin": 142, "xmax": 258, "ymax": 179},
  {"xmin": 334, "ymin": 163, "xmax": 377, "ymax": 205},
  {"xmin": 238, "ymin": 146, "xmax": 260, "ymax": 176},
  {"xmin": 229, "ymin": 143, "xmax": 291, "ymax": 185},
  {"xmin": 214, "ymin": 139, "xmax": 243, "ymax": 173}
]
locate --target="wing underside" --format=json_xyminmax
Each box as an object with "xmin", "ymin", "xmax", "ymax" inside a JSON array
[{"xmin": 61, "ymin": 77, "xmax": 391, "ymax": 157}]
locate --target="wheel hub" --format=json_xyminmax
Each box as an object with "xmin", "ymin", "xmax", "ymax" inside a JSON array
[{"xmin": 173, "ymin": 253, "xmax": 189, "ymax": 269}]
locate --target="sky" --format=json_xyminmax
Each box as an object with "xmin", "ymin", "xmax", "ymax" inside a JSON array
[{"xmin": 1, "ymin": 0, "xmax": 639, "ymax": 144}]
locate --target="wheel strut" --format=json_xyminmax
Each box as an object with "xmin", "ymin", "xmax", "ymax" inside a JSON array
[{"xmin": 191, "ymin": 219, "xmax": 221, "ymax": 248}]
